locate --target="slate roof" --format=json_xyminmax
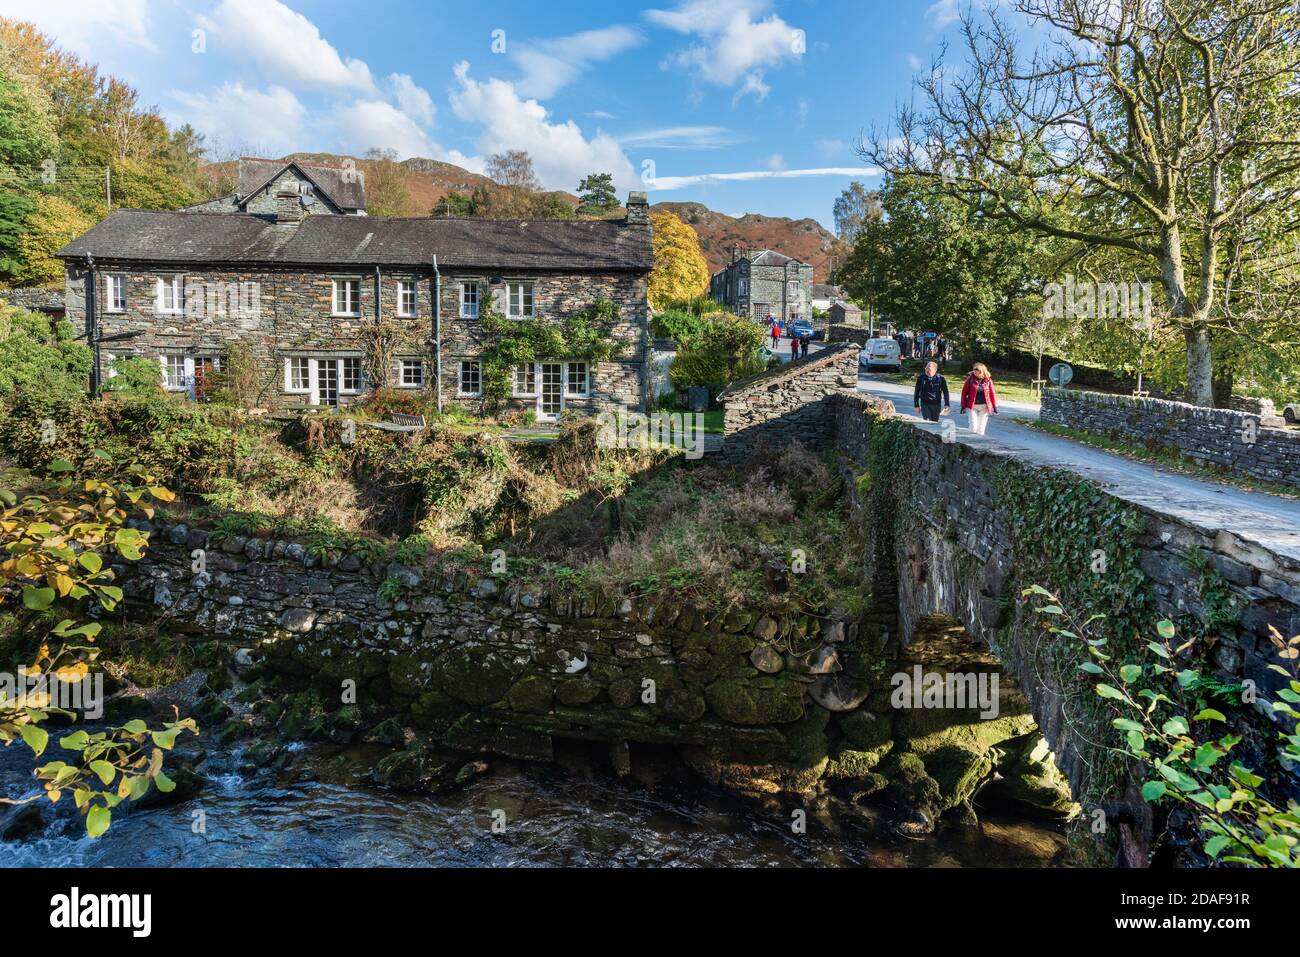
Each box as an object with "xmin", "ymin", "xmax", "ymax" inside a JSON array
[
  {"xmin": 56, "ymin": 209, "xmax": 654, "ymax": 272},
  {"xmin": 237, "ymin": 158, "xmax": 366, "ymax": 211}
]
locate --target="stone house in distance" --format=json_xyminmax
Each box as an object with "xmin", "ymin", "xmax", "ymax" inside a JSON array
[
  {"xmin": 709, "ymin": 247, "xmax": 814, "ymax": 324},
  {"xmin": 56, "ymin": 159, "xmax": 654, "ymax": 422}
]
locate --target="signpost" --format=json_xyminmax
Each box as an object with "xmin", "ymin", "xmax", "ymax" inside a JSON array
[{"xmin": 1048, "ymin": 362, "xmax": 1074, "ymax": 389}]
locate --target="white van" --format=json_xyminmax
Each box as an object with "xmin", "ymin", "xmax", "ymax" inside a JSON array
[{"xmin": 860, "ymin": 337, "xmax": 902, "ymax": 371}]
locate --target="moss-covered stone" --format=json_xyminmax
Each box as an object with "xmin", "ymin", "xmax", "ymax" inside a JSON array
[
  {"xmin": 434, "ymin": 647, "xmax": 512, "ymax": 706},
  {"xmin": 555, "ymin": 678, "xmax": 602, "ymax": 707},
  {"xmin": 705, "ymin": 677, "xmax": 805, "ymax": 725},
  {"xmin": 837, "ymin": 709, "xmax": 893, "ymax": 752},
  {"xmin": 661, "ymin": 686, "xmax": 707, "ymax": 722},
  {"xmin": 506, "ymin": 676, "xmax": 555, "ymax": 714}
]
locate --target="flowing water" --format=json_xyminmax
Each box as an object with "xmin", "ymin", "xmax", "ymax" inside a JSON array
[{"xmin": 0, "ymin": 734, "xmax": 1070, "ymax": 868}]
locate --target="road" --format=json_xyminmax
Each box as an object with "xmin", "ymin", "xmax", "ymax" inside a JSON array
[{"xmin": 855, "ymin": 367, "xmax": 1300, "ymax": 563}]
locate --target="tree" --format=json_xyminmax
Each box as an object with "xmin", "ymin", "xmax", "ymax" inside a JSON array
[
  {"xmin": 16, "ymin": 194, "xmax": 94, "ymax": 285},
  {"xmin": 862, "ymin": 0, "xmax": 1300, "ymax": 406},
  {"xmin": 486, "ymin": 150, "xmax": 542, "ymax": 192},
  {"xmin": 431, "ymin": 190, "xmax": 474, "ymax": 217},
  {"xmin": 577, "ymin": 173, "xmax": 619, "ymax": 216},
  {"xmin": 361, "ymin": 148, "xmax": 414, "ymax": 217},
  {"xmin": 648, "ymin": 210, "xmax": 710, "ymax": 311},
  {"xmin": 0, "ymin": 307, "xmax": 92, "ymax": 397},
  {"xmin": 840, "ymin": 174, "xmax": 1051, "ymax": 350},
  {"xmin": 832, "ymin": 181, "xmax": 882, "ymax": 245},
  {"xmin": 668, "ymin": 312, "xmax": 767, "ymax": 394}
]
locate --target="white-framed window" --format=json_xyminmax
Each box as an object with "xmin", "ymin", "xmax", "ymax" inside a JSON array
[
  {"xmin": 332, "ymin": 278, "xmax": 361, "ymax": 316},
  {"xmin": 458, "ymin": 361, "xmax": 481, "ymax": 396},
  {"xmin": 787, "ymin": 280, "xmax": 799, "ymax": 298},
  {"xmin": 288, "ymin": 356, "xmax": 311, "ymax": 392},
  {"xmin": 398, "ymin": 280, "xmax": 417, "ymax": 317},
  {"xmin": 156, "ymin": 275, "xmax": 185, "ymax": 314},
  {"xmin": 283, "ymin": 356, "xmax": 366, "ymax": 403},
  {"xmin": 512, "ymin": 363, "xmax": 536, "ymax": 397},
  {"xmin": 105, "ymin": 274, "xmax": 126, "ymax": 312},
  {"xmin": 566, "ymin": 362, "xmax": 589, "ymax": 397},
  {"xmin": 507, "ymin": 282, "xmax": 535, "ymax": 318},
  {"xmin": 460, "ymin": 282, "xmax": 480, "ymax": 319},
  {"xmin": 399, "ymin": 358, "xmax": 425, "ymax": 388},
  {"xmin": 341, "ymin": 357, "xmax": 363, "ymax": 392},
  {"xmin": 160, "ymin": 354, "xmax": 186, "ymax": 390}
]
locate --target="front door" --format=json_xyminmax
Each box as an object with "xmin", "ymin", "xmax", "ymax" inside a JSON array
[
  {"xmin": 538, "ymin": 362, "xmax": 563, "ymax": 423},
  {"xmin": 317, "ymin": 360, "xmax": 339, "ymax": 407}
]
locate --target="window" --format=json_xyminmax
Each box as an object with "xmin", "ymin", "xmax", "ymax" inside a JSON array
[
  {"xmin": 512, "ymin": 363, "xmax": 536, "ymax": 396},
  {"xmin": 507, "ymin": 282, "xmax": 534, "ymax": 317},
  {"xmin": 341, "ymin": 357, "xmax": 363, "ymax": 392},
  {"xmin": 160, "ymin": 355, "xmax": 186, "ymax": 390},
  {"xmin": 399, "ymin": 358, "xmax": 425, "ymax": 388},
  {"xmin": 398, "ymin": 281, "xmax": 417, "ymax": 317},
  {"xmin": 787, "ymin": 280, "xmax": 799, "ymax": 298},
  {"xmin": 738, "ymin": 278, "xmax": 749, "ymax": 297},
  {"xmin": 459, "ymin": 282, "xmax": 479, "ymax": 319},
  {"xmin": 332, "ymin": 279, "xmax": 360, "ymax": 315},
  {"xmin": 566, "ymin": 362, "xmax": 589, "ymax": 396},
  {"xmin": 458, "ymin": 361, "xmax": 481, "ymax": 396},
  {"xmin": 288, "ymin": 357, "xmax": 311, "ymax": 392},
  {"xmin": 106, "ymin": 275, "xmax": 126, "ymax": 312},
  {"xmin": 156, "ymin": 276, "xmax": 184, "ymax": 314},
  {"xmin": 193, "ymin": 356, "xmax": 222, "ymax": 401}
]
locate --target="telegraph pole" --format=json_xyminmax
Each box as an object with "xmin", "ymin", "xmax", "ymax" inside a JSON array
[{"xmin": 105, "ymin": 166, "xmax": 112, "ymax": 208}]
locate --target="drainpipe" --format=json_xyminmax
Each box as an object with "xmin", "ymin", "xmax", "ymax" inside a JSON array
[
  {"xmin": 86, "ymin": 255, "xmax": 100, "ymax": 399},
  {"xmin": 432, "ymin": 255, "xmax": 442, "ymax": 413},
  {"xmin": 373, "ymin": 265, "xmax": 382, "ymax": 400}
]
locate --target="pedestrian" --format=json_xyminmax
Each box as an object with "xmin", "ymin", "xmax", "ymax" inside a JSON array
[
  {"xmin": 790, "ymin": 335, "xmax": 799, "ymax": 361},
  {"xmin": 960, "ymin": 361, "xmax": 999, "ymax": 435},
  {"xmin": 913, "ymin": 360, "xmax": 950, "ymax": 422},
  {"xmin": 799, "ymin": 334, "xmax": 809, "ymax": 358},
  {"xmin": 770, "ymin": 316, "xmax": 781, "ymax": 348},
  {"xmin": 937, "ymin": 334, "xmax": 948, "ymax": 369}
]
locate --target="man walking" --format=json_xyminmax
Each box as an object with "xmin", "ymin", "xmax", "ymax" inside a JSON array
[
  {"xmin": 799, "ymin": 334, "xmax": 809, "ymax": 358},
  {"xmin": 913, "ymin": 360, "xmax": 950, "ymax": 422},
  {"xmin": 770, "ymin": 316, "xmax": 781, "ymax": 349}
]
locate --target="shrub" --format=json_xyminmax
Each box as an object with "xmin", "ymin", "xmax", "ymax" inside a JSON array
[
  {"xmin": 668, "ymin": 311, "xmax": 766, "ymax": 395},
  {"xmin": 101, "ymin": 356, "xmax": 163, "ymax": 396},
  {"xmin": 0, "ymin": 308, "xmax": 92, "ymax": 399},
  {"xmin": 364, "ymin": 387, "xmax": 429, "ymax": 420}
]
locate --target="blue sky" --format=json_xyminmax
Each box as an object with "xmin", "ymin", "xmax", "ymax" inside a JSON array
[{"xmin": 0, "ymin": 0, "xmax": 974, "ymax": 227}]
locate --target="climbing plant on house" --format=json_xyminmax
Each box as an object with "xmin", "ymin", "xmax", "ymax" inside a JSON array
[{"xmin": 477, "ymin": 298, "xmax": 622, "ymax": 407}]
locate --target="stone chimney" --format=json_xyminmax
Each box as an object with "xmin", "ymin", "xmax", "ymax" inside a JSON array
[
  {"xmin": 276, "ymin": 185, "xmax": 304, "ymax": 225},
  {"xmin": 625, "ymin": 191, "xmax": 649, "ymax": 226}
]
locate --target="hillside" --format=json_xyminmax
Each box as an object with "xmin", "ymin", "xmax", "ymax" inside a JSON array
[
  {"xmin": 197, "ymin": 156, "xmax": 839, "ymax": 279},
  {"xmin": 652, "ymin": 202, "xmax": 843, "ymax": 282}
]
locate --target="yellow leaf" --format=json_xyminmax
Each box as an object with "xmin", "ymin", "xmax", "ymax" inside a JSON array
[{"xmin": 53, "ymin": 661, "xmax": 88, "ymax": 682}]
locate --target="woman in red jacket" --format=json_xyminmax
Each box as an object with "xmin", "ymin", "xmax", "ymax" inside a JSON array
[{"xmin": 959, "ymin": 362, "xmax": 998, "ymax": 435}]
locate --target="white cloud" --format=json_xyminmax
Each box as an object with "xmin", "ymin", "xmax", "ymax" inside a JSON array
[
  {"xmin": 907, "ymin": 53, "xmax": 923, "ymax": 70},
  {"xmin": 0, "ymin": 0, "xmax": 155, "ymax": 55},
  {"xmin": 766, "ymin": 153, "xmax": 786, "ymax": 170},
  {"xmin": 169, "ymin": 82, "xmax": 307, "ymax": 156},
  {"xmin": 198, "ymin": 0, "xmax": 376, "ymax": 94},
  {"xmin": 645, "ymin": 166, "xmax": 880, "ymax": 191},
  {"xmin": 646, "ymin": 0, "xmax": 803, "ymax": 101},
  {"xmin": 925, "ymin": 0, "xmax": 961, "ymax": 30},
  {"xmin": 815, "ymin": 137, "xmax": 848, "ymax": 157},
  {"xmin": 618, "ymin": 125, "xmax": 734, "ymax": 149},
  {"xmin": 389, "ymin": 73, "xmax": 435, "ymax": 125},
  {"xmin": 449, "ymin": 61, "xmax": 638, "ymax": 193},
  {"xmin": 333, "ymin": 100, "xmax": 438, "ymax": 160},
  {"xmin": 587, "ymin": 110, "xmax": 617, "ymax": 120},
  {"xmin": 512, "ymin": 25, "xmax": 645, "ymax": 99}
]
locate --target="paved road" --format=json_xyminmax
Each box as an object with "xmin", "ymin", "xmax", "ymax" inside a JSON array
[{"xmin": 856, "ymin": 370, "xmax": 1300, "ymax": 563}]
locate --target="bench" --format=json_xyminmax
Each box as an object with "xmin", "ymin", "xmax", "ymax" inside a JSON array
[{"xmin": 389, "ymin": 413, "xmax": 427, "ymax": 428}]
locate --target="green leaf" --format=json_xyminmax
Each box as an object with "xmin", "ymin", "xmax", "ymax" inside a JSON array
[
  {"xmin": 121, "ymin": 719, "xmax": 148, "ymax": 734},
  {"xmin": 150, "ymin": 727, "xmax": 180, "ymax": 750},
  {"xmin": 89, "ymin": 760, "xmax": 116, "ymax": 786},
  {"xmin": 1078, "ymin": 662, "xmax": 1103, "ymax": 674},
  {"xmin": 1156, "ymin": 619, "xmax": 1176, "ymax": 640},
  {"xmin": 1113, "ymin": 718, "xmax": 1144, "ymax": 732},
  {"xmin": 1095, "ymin": 683, "xmax": 1125, "ymax": 701},
  {"xmin": 59, "ymin": 730, "xmax": 90, "ymax": 751},
  {"xmin": 1141, "ymin": 780, "xmax": 1166, "ymax": 801},
  {"xmin": 1146, "ymin": 641, "xmax": 1170, "ymax": 659},
  {"xmin": 154, "ymin": 770, "xmax": 175, "ymax": 793},
  {"xmin": 1193, "ymin": 708, "xmax": 1226, "ymax": 722},
  {"xmin": 1204, "ymin": 835, "xmax": 1231, "ymax": 859},
  {"xmin": 1119, "ymin": 664, "xmax": 1142, "ymax": 683},
  {"xmin": 1126, "ymin": 729, "xmax": 1146, "ymax": 752},
  {"xmin": 22, "ymin": 586, "xmax": 56, "ymax": 610},
  {"xmin": 78, "ymin": 552, "xmax": 104, "ymax": 574},
  {"xmin": 86, "ymin": 804, "xmax": 110, "ymax": 838},
  {"xmin": 1162, "ymin": 717, "xmax": 1190, "ymax": 736},
  {"xmin": 18, "ymin": 723, "xmax": 48, "ymax": 756}
]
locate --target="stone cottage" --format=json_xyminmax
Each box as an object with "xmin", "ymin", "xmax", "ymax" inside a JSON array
[
  {"xmin": 55, "ymin": 175, "xmax": 654, "ymax": 421},
  {"xmin": 184, "ymin": 157, "xmax": 368, "ymax": 217},
  {"xmin": 709, "ymin": 247, "xmax": 814, "ymax": 324}
]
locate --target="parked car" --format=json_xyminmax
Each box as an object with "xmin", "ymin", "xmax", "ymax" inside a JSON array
[
  {"xmin": 788, "ymin": 318, "xmax": 816, "ymax": 341},
  {"xmin": 1285, "ymin": 402, "xmax": 1298, "ymax": 425},
  {"xmin": 860, "ymin": 337, "xmax": 902, "ymax": 371}
]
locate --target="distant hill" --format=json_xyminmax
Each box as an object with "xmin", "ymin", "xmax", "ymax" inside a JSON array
[
  {"xmin": 652, "ymin": 202, "xmax": 843, "ymax": 283},
  {"xmin": 198, "ymin": 155, "xmax": 839, "ymax": 279}
]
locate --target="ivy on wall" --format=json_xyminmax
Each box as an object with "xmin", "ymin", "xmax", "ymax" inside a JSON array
[{"xmin": 477, "ymin": 298, "xmax": 623, "ymax": 407}]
